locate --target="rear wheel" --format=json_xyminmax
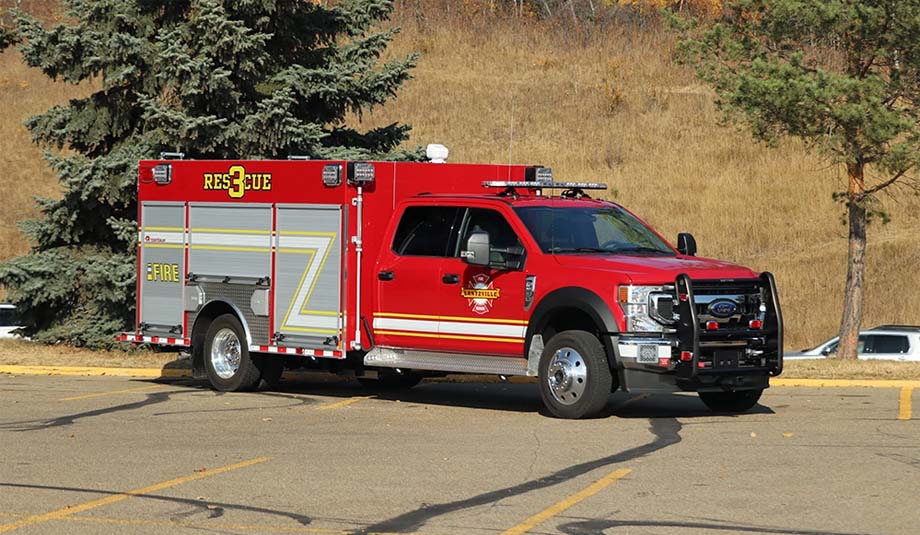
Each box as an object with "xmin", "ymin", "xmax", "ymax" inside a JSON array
[
  {"xmin": 539, "ymin": 330, "xmax": 612, "ymax": 419},
  {"xmin": 698, "ymin": 388, "xmax": 763, "ymax": 413},
  {"xmin": 204, "ymin": 314, "xmax": 262, "ymax": 392}
]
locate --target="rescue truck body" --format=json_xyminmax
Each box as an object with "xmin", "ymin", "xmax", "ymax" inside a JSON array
[{"xmin": 121, "ymin": 154, "xmax": 783, "ymax": 418}]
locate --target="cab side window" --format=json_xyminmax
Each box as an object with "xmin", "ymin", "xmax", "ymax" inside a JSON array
[
  {"xmin": 392, "ymin": 206, "xmax": 462, "ymax": 257},
  {"xmin": 460, "ymin": 208, "xmax": 523, "ymax": 264}
]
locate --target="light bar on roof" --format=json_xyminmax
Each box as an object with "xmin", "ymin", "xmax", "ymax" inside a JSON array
[{"xmin": 482, "ymin": 181, "xmax": 608, "ymax": 190}]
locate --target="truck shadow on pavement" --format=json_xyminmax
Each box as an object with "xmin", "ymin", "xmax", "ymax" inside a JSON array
[
  {"xmin": 277, "ymin": 379, "xmax": 777, "ymax": 419},
  {"xmin": 0, "ymin": 378, "xmax": 774, "ymax": 433},
  {"xmin": 0, "ymin": 383, "xmax": 322, "ymax": 432}
]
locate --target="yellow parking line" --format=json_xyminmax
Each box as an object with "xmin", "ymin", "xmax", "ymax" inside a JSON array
[
  {"xmin": 0, "ymin": 457, "xmax": 269, "ymax": 533},
  {"xmin": 59, "ymin": 384, "xmax": 166, "ymax": 401},
  {"xmin": 898, "ymin": 387, "xmax": 913, "ymax": 420},
  {"xmin": 316, "ymin": 396, "xmax": 370, "ymax": 411},
  {"xmin": 500, "ymin": 468, "xmax": 631, "ymax": 535},
  {"xmin": 772, "ymin": 378, "xmax": 920, "ymax": 389}
]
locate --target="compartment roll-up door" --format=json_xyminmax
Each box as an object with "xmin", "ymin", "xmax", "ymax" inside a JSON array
[
  {"xmin": 274, "ymin": 204, "xmax": 343, "ymax": 349},
  {"xmin": 139, "ymin": 202, "xmax": 186, "ymax": 335}
]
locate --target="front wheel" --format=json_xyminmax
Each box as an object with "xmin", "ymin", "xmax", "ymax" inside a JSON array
[
  {"xmin": 539, "ymin": 330, "xmax": 612, "ymax": 419},
  {"xmin": 698, "ymin": 388, "xmax": 763, "ymax": 413}
]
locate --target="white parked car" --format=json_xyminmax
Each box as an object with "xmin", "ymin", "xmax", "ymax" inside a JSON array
[
  {"xmin": 786, "ymin": 325, "xmax": 920, "ymax": 362},
  {"xmin": 0, "ymin": 303, "xmax": 23, "ymax": 339}
]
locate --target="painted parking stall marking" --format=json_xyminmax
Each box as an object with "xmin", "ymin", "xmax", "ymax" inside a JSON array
[
  {"xmin": 0, "ymin": 457, "xmax": 270, "ymax": 533},
  {"xmin": 899, "ymin": 387, "xmax": 913, "ymax": 420}
]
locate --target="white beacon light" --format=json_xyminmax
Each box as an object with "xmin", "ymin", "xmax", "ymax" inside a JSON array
[{"xmin": 426, "ymin": 144, "xmax": 449, "ymax": 163}]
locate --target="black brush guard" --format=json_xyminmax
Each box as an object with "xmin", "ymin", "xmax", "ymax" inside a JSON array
[{"xmin": 674, "ymin": 272, "xmax": 783, "ymax": 380}]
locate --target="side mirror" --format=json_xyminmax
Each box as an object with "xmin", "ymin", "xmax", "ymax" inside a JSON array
[
  {"xmin": 677, "ymin": 232, "xmax": 697, "ymax": 256},
  {"xmin": 461, "ymin": 231, "xmax": 491, "ymax": 266}
]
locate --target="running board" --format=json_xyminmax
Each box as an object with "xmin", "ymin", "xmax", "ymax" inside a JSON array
[{"xmin": 365, "ymin": 347, "xmax": 532, "ymax": 376}]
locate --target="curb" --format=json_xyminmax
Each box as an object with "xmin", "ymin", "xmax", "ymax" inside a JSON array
[
  {"xmin": 1, "ymin": 365, "xmax": 919, "ymax": 388},
  {"xmin": 0, "ymin": 365, "xmax": 191, "ymax": 379}
]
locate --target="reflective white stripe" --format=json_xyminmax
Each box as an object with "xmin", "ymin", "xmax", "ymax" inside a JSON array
[
  {"xmin": 117, "ymin": 333, "xmax": 190, "ymax": 347},
  {"xmin": 289, "ymin": 314, "xmax": 340, "ymax": 329},
  {"xmin": 142, "ymin": 231, "xmax": 184, "ymax": 244},
  {"xmin": 249, "ymin": 345, "xmax": 342, "ymax": 358},
  {"xmin": 373, "ymin": 318, "xmax": 525, "ymax": 338},
  {"xmin": 191, "ymin": 233, "xmax": 269, "ymax": 247},
  {"xmin": 277, "ymin": 235, "xmax": 333, "ymax": 250},
  {"xmin": 439, "ymin": 320, "xmax": 526, "ymax": 338},
  {"xmin": 374, "ymin": 317, "xmax": 438, "ymax": 334}
]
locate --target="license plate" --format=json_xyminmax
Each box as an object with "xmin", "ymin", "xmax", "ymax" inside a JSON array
[
  {"xmin": 714, "ymin": 351, "xmax": 740, "ymax": 368},
  {"xmin": 637, "ymin": 345, "xmax": 659, "ymax": 364}
]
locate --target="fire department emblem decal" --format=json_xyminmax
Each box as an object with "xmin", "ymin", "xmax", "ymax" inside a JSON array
[{"xmin": 461, "ymin": 273, "xmax": 501, "ymax": 315}]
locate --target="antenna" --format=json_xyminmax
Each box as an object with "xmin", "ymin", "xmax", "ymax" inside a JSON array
[{"xmin": 506, "ymin": 92, "xmax": 515, "ymax": 180}]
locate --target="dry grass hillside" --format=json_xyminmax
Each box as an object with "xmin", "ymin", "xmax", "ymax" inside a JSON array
[{"xmin": 0, "ymin": 3, "xmax": 918, "ymax": 350}]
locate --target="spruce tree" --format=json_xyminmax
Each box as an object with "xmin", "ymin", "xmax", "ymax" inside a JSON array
[{"xmin": 0, "ymin": 0, "xmax": 418, "ymax": 347}]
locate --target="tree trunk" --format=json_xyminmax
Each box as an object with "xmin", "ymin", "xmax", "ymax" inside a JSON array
[{"xmin": 837, "ymin": 162, "xmax": 867, "ymax": 360}]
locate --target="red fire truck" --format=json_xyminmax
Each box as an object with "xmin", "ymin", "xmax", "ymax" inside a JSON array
[{"xmin": 119, "ymin": 148, "xmax": 783, "ymax": 418}]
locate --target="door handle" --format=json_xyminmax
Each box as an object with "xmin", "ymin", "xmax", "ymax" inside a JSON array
[
  {"xmin": 442, "ymin": 274, "xmax": 460, "ymax": 284},
  {"xmin": 378, "ymin": 270, "xmax": 394, "ymax": 281}
]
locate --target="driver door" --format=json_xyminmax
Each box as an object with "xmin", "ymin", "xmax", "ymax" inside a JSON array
[{"xmin": 438, "ymin": 207, "xmax": 529, "ymax": 357}]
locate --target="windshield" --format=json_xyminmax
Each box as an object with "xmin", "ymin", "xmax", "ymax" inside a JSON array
[{"xmin": 514, "ymin": 205, "xmax": 675, "ymax": 255}]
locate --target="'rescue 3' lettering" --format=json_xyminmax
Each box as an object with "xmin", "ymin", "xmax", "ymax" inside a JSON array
[{"xmin": 203, "ymin": 165, "xmax": 272, "ymax": 199}]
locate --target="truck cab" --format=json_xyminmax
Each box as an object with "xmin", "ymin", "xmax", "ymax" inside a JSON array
[
  {"xmin": 366, "ymin": 186, "xmax": 783, "ymax": 418},
  {"xmin": 121, "ymin": 155, "xmax": 782, "ymax": 419}
]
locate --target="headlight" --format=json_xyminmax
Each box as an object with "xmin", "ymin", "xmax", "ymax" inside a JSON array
[{"xmin": 617, "ymin": 285, "xmax": 675, "ymax": 333}]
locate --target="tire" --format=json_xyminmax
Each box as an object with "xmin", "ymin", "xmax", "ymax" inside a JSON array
[
  {"xmin": 203, "ymin": 314, "xmax": 262, "ymax": 392},
  {"xmin": 358, "ymin": 370, "xmax": 424, "ymax": 390},
  {"xmin": 698, "ymin": 388, "xmax": 763, "ymax": 413},
  {"xmin": 539, "ymin": 330, "xmax": 613, "ymax": 419}
]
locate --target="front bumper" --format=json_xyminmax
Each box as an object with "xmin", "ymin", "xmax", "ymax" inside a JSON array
[{"xmin": 613, "ymin": 272, "xmax": 783, "ymax": 393}]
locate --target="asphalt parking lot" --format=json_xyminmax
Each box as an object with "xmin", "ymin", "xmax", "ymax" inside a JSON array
[{"xmin": 0, "ymin": 373, "xmax": 917, "ymax": 535}]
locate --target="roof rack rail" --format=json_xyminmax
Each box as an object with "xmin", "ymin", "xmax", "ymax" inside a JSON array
[
  {"xmin": 871, "ymin": 325, "xmax": 920, "ymax": 332},
  {"xmin": 482, "ymin": 181, "xmax": 607, "ymax": 190}
]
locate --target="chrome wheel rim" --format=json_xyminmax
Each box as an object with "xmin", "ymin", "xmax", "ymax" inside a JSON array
[
  {"xmin": 210, "ymin": 328, "xmax": 242, "ymax": 380},
  {"xmin": 546, "ymin": 347, "xmax": 587, "ymax": 405}
]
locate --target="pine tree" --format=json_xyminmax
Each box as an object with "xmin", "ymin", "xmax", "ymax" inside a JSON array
[
  {"xmin": 0, "ymin": 0, "xmax": 418, "ymax": 347},
  {"xmin": 675, "ymin": 1, "xmax": 920, "ymax": 359}
]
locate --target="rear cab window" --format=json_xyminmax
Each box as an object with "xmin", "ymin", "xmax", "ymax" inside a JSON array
[{"xmin": 391, "ymin": 206, "xmax": 462, "ymax": 257}]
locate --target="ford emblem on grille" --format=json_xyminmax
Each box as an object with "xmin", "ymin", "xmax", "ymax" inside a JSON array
[{"xmin": 708, "ymin": 299, "xmax": 738, "ymax": 318}]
